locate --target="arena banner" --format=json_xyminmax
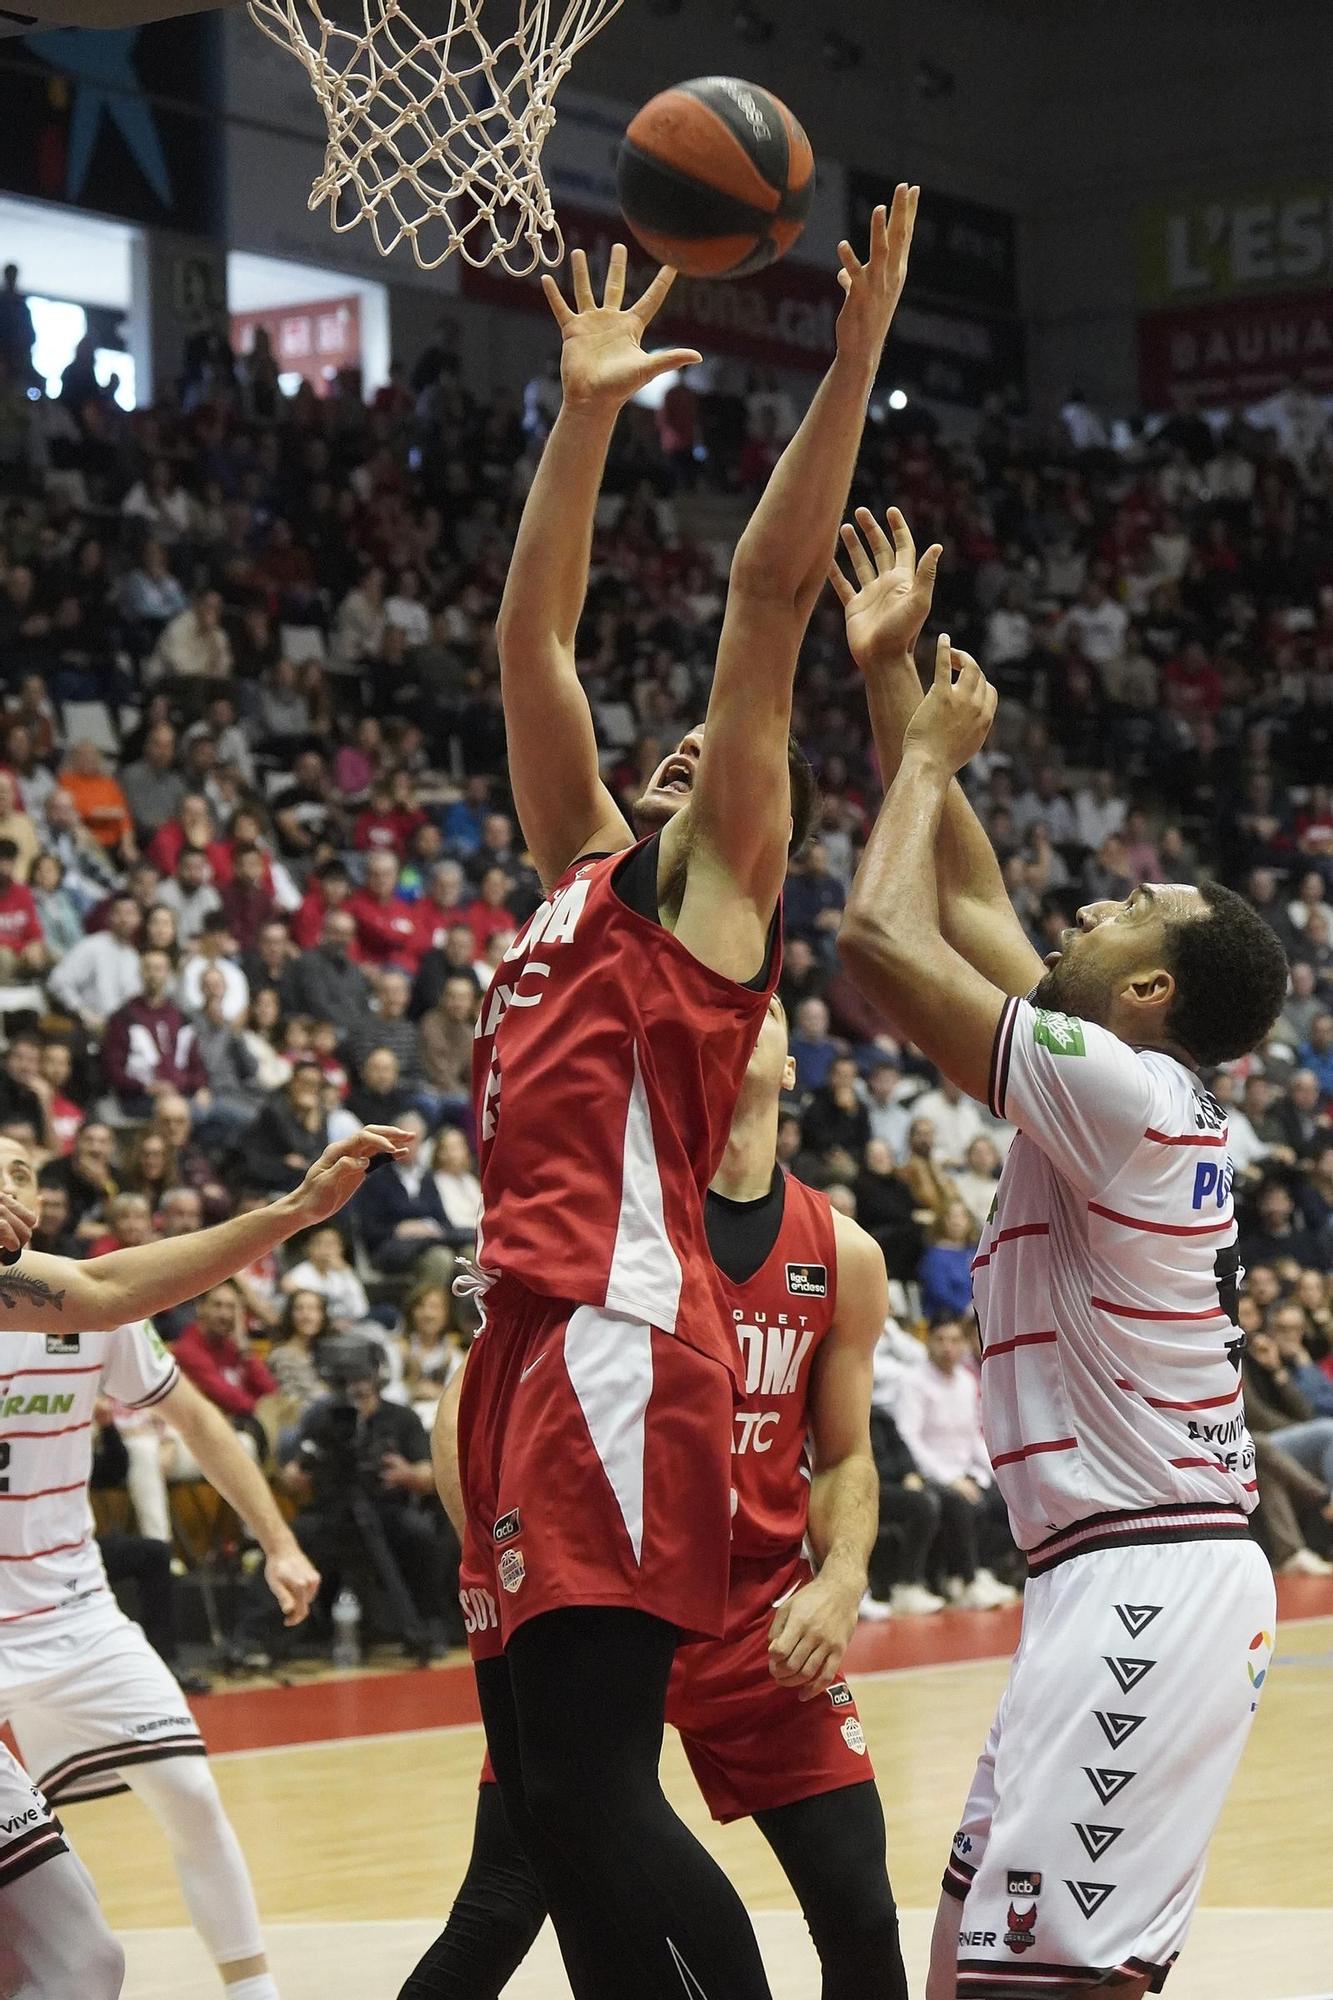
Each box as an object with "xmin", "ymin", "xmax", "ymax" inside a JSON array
[
  {"xmin": 230, "ymin": 295, "xmax": 362, "ymax": 395},
  {"xmin": 1138, "ymin": 185, "xmax": 1333, "ymax": 307},
  {"xmin": 847, "ymin": 170, "xmax": 1018, "ymax": 313},
  {"xmin": 0, "ymin": 15, "xmax": 222, "ymax": 234},
  {"xmin": 1138, "ymin": 288, "xmax": 1333, "ymax": 406}
]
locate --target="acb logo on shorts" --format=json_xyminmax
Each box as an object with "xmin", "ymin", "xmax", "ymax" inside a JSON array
[
  {"xmin": 826, "ymin": 1683, "xmax": 853, "ymax": 1709},
  {"xmin": 493, "ymin": 1509, "xmax": 521, "ymax": 1545},
  {"xmin": 1007, "ymin": 1872, "xmax": 1042, "ymax": 1898},
  {"xmin": 785, "ymin": 1263, "xmax": 828, "ymax": 1298},
  {"xmin": 498, "ymin": 1548, "xmax": 525, "ymax": 1594}
]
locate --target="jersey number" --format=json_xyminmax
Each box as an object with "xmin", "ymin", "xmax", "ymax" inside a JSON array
[{"xmin": 1214, "ymin": 1245, "xmax": 1241, "ymax": 1331}]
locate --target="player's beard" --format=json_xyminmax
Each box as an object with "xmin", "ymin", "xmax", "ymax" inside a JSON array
[
  {"xmin": 1030, "ymin": 949, "xmax": 1112, "ymax": 1028},
  {"xmin": 631, "ymin": 785, "xmax": 689, "ymax": 832}
]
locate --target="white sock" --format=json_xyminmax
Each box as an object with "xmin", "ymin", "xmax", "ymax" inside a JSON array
[{"xmin": 221, "ymin": 1976, "xmax": 279, "ymax": 2000}]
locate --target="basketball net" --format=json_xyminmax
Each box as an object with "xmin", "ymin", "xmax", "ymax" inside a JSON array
[{"xmin": 245, "ymin": 0, "xmax": 624, "ymax": 273}]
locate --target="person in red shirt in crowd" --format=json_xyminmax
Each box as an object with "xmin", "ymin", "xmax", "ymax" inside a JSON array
[
  {"xmin": 147, "ymin": 792, "xmax": 232, "ymax": 885},
  {"xmin": 353, "ymin": 774, "xmax": 428, "ymax": 856},
  {"xmin": 1162, "ymin": 638, "xmax": 1223, "ymax": 716},
  {"xmin": 39, "ymin": 1040, "xmax": 84, "ymax": 1154},
  {"xmin": 218, "ymin": 843, "xmax": 277, "ymax": 953},
  {"xmin": 293, "ymin": 858, "xmax": 356, "ymax": 951},
  {"xmin": 0, "ymin": 835, "xmax": 50, "ymax": 977},
  {"xmin": 461, "ymin": 863, "xmax": 515, "ymax": 956},
  {"xmin": 101, "ymin": 947, "xmax": 208, "ymax": 1119},
  {"xmin": 347, "ymin": 849, "xmax": 422, "ymax": 970},
  {"xmin": 410, "ymin": 859, "xmax": 469, "ymax": 960},
  {"xmin": 172, "ymin": 1281, "xmax": 277, "ymax": 1455}
]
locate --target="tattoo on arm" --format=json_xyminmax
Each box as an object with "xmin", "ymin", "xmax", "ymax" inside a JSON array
[{"xmin": 0, "ymin": 1269, "xmax": 66, "ymax": 1314}]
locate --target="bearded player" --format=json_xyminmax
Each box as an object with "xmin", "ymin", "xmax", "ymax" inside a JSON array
[
  {"xmin": 405, "ymin": 996, "xmax": 906, "ymax": 2000},
  {"xmin": 831, "ymin": 506, "xmax": 1286, "ymax": 2000},
  {"xmin": 0, "ymin": 1124, "xmax": 407, "ymax": 2000},
  {"xmin": 457, "ymin": 191, "xmax": 917, "ymax": 1999}
]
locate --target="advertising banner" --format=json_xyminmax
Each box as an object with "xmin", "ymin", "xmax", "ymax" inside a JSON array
[{"xmin": 1138, "ymin": 287, "xmax": 1333, "ymax": 405}]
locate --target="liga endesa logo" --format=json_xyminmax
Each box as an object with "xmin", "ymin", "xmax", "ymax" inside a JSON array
[{"xmin": 785, "ymin": 1263, "xmax": 828, "ymax": 1298}]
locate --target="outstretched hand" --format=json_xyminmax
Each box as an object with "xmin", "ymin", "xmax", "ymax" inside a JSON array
[
  {"xmin": 903, "ymin": 634, "xmax": 998, "ymax": 774},
  {"xmin": 542, "ymin": 244, "xmax": 703, "ymax": 411},
  {"xmin": 834, "ymin": 184, "xmax": 919, "ymax": 363},
  {"xmin": 294, "ymin": 1126, "xmax": 414, "ymax": 1227},
  {"xmin": 829, "ymin": 505, "xmax": 942, "ymax": 669}
]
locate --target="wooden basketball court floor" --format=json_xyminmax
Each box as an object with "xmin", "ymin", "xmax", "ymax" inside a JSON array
[{"xmin": 55, "ymin": 1579, "xmax": 1333, "ymax": 2000}]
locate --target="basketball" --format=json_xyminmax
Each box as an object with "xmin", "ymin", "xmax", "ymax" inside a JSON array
[{"xmin": 616, "ymin": 76, "xmax": 815, "ymax": 280}]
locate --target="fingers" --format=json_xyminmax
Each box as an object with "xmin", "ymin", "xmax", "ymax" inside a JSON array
[
  {"xmin": 570, "ymin": 246, "xmax": 594, "ymax": 313},
  {"xmin": 836, "ymin": 238, "xmax": 861, "ymax": 278},
  {"xmin": 839, "ymin": 519, "xmax": 876, "ymax": 587},
  {"xmin": 602, "ymin": 240, "xmax": 627, "ymax": 311},
  {"xmin": 827, "ymin": 556, "xmax": 854, "ymax": 607},
  {"xmin": 631, "ymin": 263, "xmax": 678, "ymax": 325},
  {"xmin": 919, "ymin": 542, "xmax": 943, "ymax": 591},
  {"xmin": 934, "ymin": 630, "xmax": 954, "ymax": 686},
  {"xmin": 540, "ymin": 273, "xmax": 573, "ymax": 329},
  {"xmin": 855, "ymin": 503, "xmax": 895, "ymax": 569},
  {"xmin": 866, "ymin": 200, "xmax": 890, "ymax": 276}
]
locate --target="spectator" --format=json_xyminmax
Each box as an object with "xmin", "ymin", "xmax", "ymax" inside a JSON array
[
  {"xmin": 148, "ymin": 588, "xmax": 233, "ymax": 684},
  {"xmin": 348, "ymin": 849, "xmax": 425, "ymax": 970},
  {"xmin": 101, "ymin": 947, "xmax": 206, "ymax": 1118},
  {"xmin": 243, "ymin": 1063, "xmax": 330, "ymax": 1195},
  {"xmin": 1300, "ymin": 1013, "xmax": 1333, "ymax": 1099},
  {"xmin": 917, "ymin": 1200, "xmax": 980, "ymax": 1320},
  {"xmin": 346, "ymin": 1046, "xmax": 412, "ymax": 1128},
  {"xmin": 1243, "ymin": 1326, "xmax": 1333, "ymax": 1575},
  {"xmin": 419, "ymin": 974, "xmax": 477, "ymax": 1120},
  {"xmin": 352, "ymin": 1111, "xmax": 456, "ymax": 1287},
  {"xmin": 0, "ymin": 1032, "xmax": 55, "ymax": 1148},
  {"xmin": 866, "ymin": 1405, "xmax": 946, "ymax": 1617},
  {"xmin": 39, "ymin": 1119, "xmax": 118, "ymax": 1236},
  {"xmin": 266, "ymin": 1288, "xmax": 331, "ymax": 1422},
  {"xmin": 120, "ymin": 721, "xmax": 188, "ymax": 837},
  {"xmin": 0, "ymin": 770, "xmax": 39, "ymax": 881},
  {"xmin": 908, "ymin": 1073, "xmax": 989, "ymax": 1171},
  {"xmin": 789, "ymin": 996, "xmax": 839, "ymax": 1096},
  {"xmin": 29, "ymin": 852, "xmax": 85, "ymax": 960},
  {"xmin": 178, "ymin": 915, "xmax": 249, "ymax": 1023},
  {"xmin": 953, "ymin": 1135, "xmax": 1003, "ymax": 1225},
  {"xmin": 119, "ymin": 1128, "xmax": 177, "ymax": 1214},
  {"xmin": 192, "ymin": 964, "xmax": 263, "ymax": 1134},
  {"xmin": 282, "ymin": 911, "xmax": 373, "ymax": 1037},
  {"xmin": 430, "ymin": 1126, "xmax": 481, "ymax": 1246},
  {"xmin": 281, "ymin": 1224, "xmax": 372, "ymax": 1332},
  {"xmin": 47, "ymin": 890, "xmax": 141, "ymax": 1030},
  {"xmin": 852, "ymin": 1139, "xmax": 923, "ymax": 1284},
  {"xmin": 782, "ymin": 839, "xmax": 845, "ymax": 945},
  {"xmin": 893, "ymin": 1318, "xmax": 1017, "ymax": 1609},
  {"xmin": 217, "ymin": 845, "xmax": 277, "ymax": 955},
  {"xmin": 1269, "ymin": 1300, "xmax": 1333, "ymax": 1418},
  {"xmin": 172, "ymin": 1282, "xmax": 275, "ymax": 1458},
  {"xmin": 895, "ymin": 1117, "xmax": 956, "ymax": 1227},
  {"xmin": 400, "ymin": 1280, "xmax": 464, "ymax": 1425},
  {"xmin": 802, "ymin": 1054, "xmax": 871, "ymax": 1166},
  {"xmin": 1239, "ymin": 1179, "xmax": 1330, "ymax": 1275},
  {"xmin": 58, "ymin": 742, "xmax": 134, "ymax": 857},
  {"xmin": 0, "ymin": 837, "xmax": 51, "ymax": 976},
  {"xmin": 155, "ymin": 848, "xmax": 222, "ymax": 944}
]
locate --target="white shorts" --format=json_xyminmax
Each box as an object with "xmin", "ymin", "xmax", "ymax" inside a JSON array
[
  {"xmin": 0, "ymin": 1745, "xmax": 65, "ymax": 1889},
  {"xmin": 1, "ymin": 1605, "xmax": 205, "ymax": 1808},
  {"xmin": 943, "ymin": 1534, "xmax": 1275, "ymax": 1996}
]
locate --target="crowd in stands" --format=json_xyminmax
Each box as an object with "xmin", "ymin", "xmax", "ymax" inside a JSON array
[{"xmin": 1, "ymin": 258, "xmax": 1332, "ymax": 1651}]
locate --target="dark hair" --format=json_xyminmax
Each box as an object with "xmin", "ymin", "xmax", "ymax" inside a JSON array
[
  {"xmin": 279, "ymin": 1287, "xmax": 330, "ymax": 1342},
  {"xmin": 1165, "ymin": 881, "xmax": 1288, "ymax": 1065},
  {"xmin": 788, "ymin": 736, "xmax": 819, "ymax": 858}
]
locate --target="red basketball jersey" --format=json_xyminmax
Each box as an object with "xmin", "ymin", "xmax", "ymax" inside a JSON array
[
  {"xmin": 720, "ymin": 1173, "xmax": 839, "ymax": 1558},
  {"xmin": 473, "ymin": 837, "xmax": 779, "ymax": 1377}
]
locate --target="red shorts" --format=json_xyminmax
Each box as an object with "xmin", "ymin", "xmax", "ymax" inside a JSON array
[
  {"xmin": 477, "ymin": 1545, "xmax": 873, "ymax": 1822},
  {"xmin": 666, "ymin": 1547, "xmax": 874, "ymax": 1822},
  {"xmin": 457, "ymin": 1279, "xmax": 735, "ymax": 1661}
]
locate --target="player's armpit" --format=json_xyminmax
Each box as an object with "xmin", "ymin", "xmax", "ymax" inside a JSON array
[{"xmin": 839, "ymin": 917, "xmax": 1009, "ymax": 1109}]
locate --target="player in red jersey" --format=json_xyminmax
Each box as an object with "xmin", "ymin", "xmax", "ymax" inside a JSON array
[
  {"xmin": 455, "ymin": 193, "xmax": 918, "ymax": 1999},
  {"xmin": 404, "ymin": 997, "xmax": 906, "ymax": 2000}
]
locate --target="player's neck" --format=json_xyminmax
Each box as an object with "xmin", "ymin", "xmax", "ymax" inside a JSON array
[{"xmin": 712, "ymin": 1109, "xmax": 780, "ymax": 1204}]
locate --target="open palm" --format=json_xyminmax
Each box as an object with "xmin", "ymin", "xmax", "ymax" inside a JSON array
[
  {"xmin": 829, "ymin": 506, "xmax": 942, "ymax": 667},
  {"xmin": 542, "ymin": 244, "xmax": 703, "ymax": 409}
]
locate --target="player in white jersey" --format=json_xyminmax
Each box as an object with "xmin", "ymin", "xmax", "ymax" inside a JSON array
[
  {"xmin": 830, "ymin": 507, "xmax": 1289, "ymax": 2000},
  {"xmin": 0, "ymin": 1122, "xmax": 408, "ymax": 2000}
]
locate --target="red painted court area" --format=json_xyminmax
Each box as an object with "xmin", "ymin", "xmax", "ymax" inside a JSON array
[{"xmin": 190, "ymin": 1573, "xmax": 1333, "ymax": 1756}]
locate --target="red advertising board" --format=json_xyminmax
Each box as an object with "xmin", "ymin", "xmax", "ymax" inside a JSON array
[
  {"xmin": 461, "ymin": 201, "xmax": 839, "ymax": 373},
  {"xmin": 1139, "ymin": 288, "xmax": 1333, "ymax": 406},
  {"xmin": 230, "ymin": 296, "xmax": 363, "ymax": 395}
]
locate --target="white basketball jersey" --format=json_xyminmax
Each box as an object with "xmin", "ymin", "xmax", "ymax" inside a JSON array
[
  {"xmin": 0, "ymin": 1323, "xmax": 178, "ymax": 1632},
  {"xmin": 977, "ymin": 997, "xmax": 1256, "ymax": 1553}
]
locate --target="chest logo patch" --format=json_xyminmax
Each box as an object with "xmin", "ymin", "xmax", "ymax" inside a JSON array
[
  {"xmin": 785, "ymin": 1263, "xmax": 827, "ymax": 1298},
  {"xmin": 45, "ymin": 1334, "xmax": 80, "ymax": 1356}
]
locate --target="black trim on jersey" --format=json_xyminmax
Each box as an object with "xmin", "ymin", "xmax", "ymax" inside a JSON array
[
  {"xmin": 988, "ymin": 995, "xmax": 1019, "ymax": 1118},
  {"xmin": 1026, "ymin": 1502, "xmax": 1249, "ymax": 1578},
  {"xmin": 124, "ymin": 1363, "xmax": 180, "ymax": 1411},
  {"xmin": 706, "ymin": 1166, "xmax": 786, "ymax": 1284},
  {"xmin": 0, "ymin": 1818, "xmax": 67, "ymax": 1889},
  {"xmin": 611, "ymin": 832, "xmax": 781, "ymax": 994}
]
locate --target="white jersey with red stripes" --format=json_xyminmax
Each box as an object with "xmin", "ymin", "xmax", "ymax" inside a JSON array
[
  {"xmin": 977, "ymin": 996, "xmax": 1256, "ymax": 1553},
  {"xmin": 0, "ymin": 1322, "xmax": 178, "ymax": 1651}
]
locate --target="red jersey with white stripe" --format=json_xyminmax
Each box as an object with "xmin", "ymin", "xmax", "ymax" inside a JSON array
[
  {"xmin": 0, "ymin": 1323, "xmax": 177, "ymax": 1637},
  {"xmin": 977, "ymin": 996, "xmax": 1255, "ymax": 1552},
  {"xmin": 713, "ymin": 1173, "xmax": 838, "ymax": 1558},
  {"xmin": 473, "ymin": 836, "xmax": 779, "ymax": 1376}
]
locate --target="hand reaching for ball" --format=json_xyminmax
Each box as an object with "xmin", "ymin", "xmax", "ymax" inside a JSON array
[
  {"xmin": 834, "ymin": 183, "xmax": 919, "ymax": 365},
  {"xmin": 541, "ymin": 245, "xmax": 703, "ymax": 412}
]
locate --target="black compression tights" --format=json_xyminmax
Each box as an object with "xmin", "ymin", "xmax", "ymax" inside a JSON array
[
  {"xmin": 400, "ymin": 1660, "xmax": 903, "ymax": 2000},
  {"xmin": 403, "ymin": 1607, "xmax": 772, "ymax": 2000}
]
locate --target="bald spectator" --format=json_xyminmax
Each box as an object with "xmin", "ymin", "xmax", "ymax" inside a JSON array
[
  {"xmin": 148, "ymin": 588, "xmax": 233, "ymax": 684},
  {"xmin": 281, "ymin": 910, "xmax": 373, "ymax": 1037},
  {"xmin": 120, "ymin": 721, "xmax": 188, "ymax": 837},
  {"xmin": 347, "ymin": 850, "xmax": 422, "ymax": 970}
]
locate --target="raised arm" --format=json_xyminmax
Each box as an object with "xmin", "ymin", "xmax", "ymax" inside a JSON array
[
  {"xmin": 0, "ymin": 1128, "xmax": 409, "ymax": 1335},
  {"xmin": 767, "ymin": 1211, "xmax": 886, "ymax": 1698},
  {"xmin": 840, "ymin": 640, "xmax": 1010, "ymax": 1104},
  {"xmin": 829, "ymin": 505, "xmax": 1044, "ymax": 997},
  {"xmin": 670, "ymin": 189, "xmax": 920, "ymax": 983},
  {"xmin": 498, "ymin": 248, "xmax": 702, "ymax": 889}
]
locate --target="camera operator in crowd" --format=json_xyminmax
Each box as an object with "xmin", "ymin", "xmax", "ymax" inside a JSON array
[{"xmin": 229, "ymin": 1334, "xmax": 461, "ymax": 1669}]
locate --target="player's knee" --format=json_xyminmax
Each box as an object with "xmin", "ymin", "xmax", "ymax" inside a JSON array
[
  {"xmin": 88, "ymin": 1921, "xmax": 127, "ymax": 1996},
  {"xmin": 129, "ymin": 1752, "xmax": 227, "ymax": 1844},
  {"xmin": 804, "ymin": 1867, "xmax": 899, "ymax": 1960}
]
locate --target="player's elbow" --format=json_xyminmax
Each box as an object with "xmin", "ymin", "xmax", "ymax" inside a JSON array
[
  {"xmin": 839, "ymin": 906, "xmax": 909, "ymax": 984},
  {"xmin": 726, "ymin": 543, "xmax": 802, "ymax": 609}
]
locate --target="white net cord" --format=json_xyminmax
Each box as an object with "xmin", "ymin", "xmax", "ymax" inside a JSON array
[{"xmin": 246, "ymin": 0, "xmax": 625, "ymax": 274}]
